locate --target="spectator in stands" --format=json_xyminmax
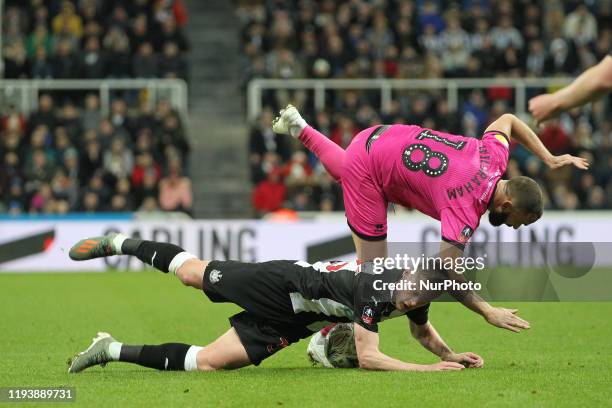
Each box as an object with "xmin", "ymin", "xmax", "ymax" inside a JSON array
[
  {"xmin": 132, "ymin": 152, "xmax": 161, "ymax": 188},
  {"xmin": 79, "ymin": 36, "xmax": 107, "ymax": 78},
  {"xmin": 0, "ymin": 62, "xmax": 191, "ymax": 216},
  {"xmin": 158, "ymin": 41, "xmax": 187, "ymax": 79},
  {"xmin": 98, "ymin": 118, "xmax": 129, "ymax": 149},
  {"xmin": 58, "ymin": 102, "xmax": 81, "ymax": 141},
  {"xmin": 1, "ymin": 105, "xmax": 26, "ymax": 134},
  {"xmin": 545, "ymin": 37, "xmax": 577, "ymax": 74},
  {"xmin": 3, "ymin": 0, "xmax": 190, "ymax": 81},
  {"xmin": 104, "ymin": 137, "xmax": 134, "ymax": 180},
  {"xmin": 134, "ymin": 169, "xmax": 160, "ymax": 209},
  {"xmin": 525, "ymin": 40, "xmax": 546, "ymax": 76},
  {"xmin": 490, "ymin": 16, "xmax": 524, "ymax": 51},
  {"xmin": 111, "ymin": 177, "xmax": 134, "ymax": 211},
  {"xmin": 330, "ymin": 114, "xmax": 358, "ymax": 148},
  {"xmin": 418, "ymin": 1, "xmax": 444, "ymax": 34},
  {"xmin": 132, "ymin": 42, "xmax": 159, "ymax": 78},
  {"xmin": 54, "ymin": 127, "xmax": 72, "ymax": 159},
  {"xmin": 139, "ymin": 196, "xmax": 160, "ymax": 212},
  {"xmin": 30, "ymin": 46, "xmax": 54, "ymax": 78},
  {"xmin": 134, "ymin": 101, "xmax": 156, "ymax": 133},
  {"xmin": 282, "ymin": 151, "xmax": 312, "ymax": 189},
  {"xmin": 52, "ymin": 1, "xmax": 83, "ymax": 40},
  {"xmin": 252, "ymin": 169, "xmax": 286, "ymax": 214},
  {"xmin": 155, "ymin": 16, "xmax": 189, "ymax": 52},
  {"xmin": 158, "ymin": 111, "xmax": 190, "ymax": 163},
  {"xmin": 62, "ymin": 147, "xmax": 80, "ymax": 185},
  {"xmin": 158, "ymin": 159, "xmax": 192, "ymax": 214},
  {"xmin": 79, "ymin": 140, "xmax": 103, "ymax": 185},
  {"xmin": 81, "ymin": 191, "xmax": 101, "ymax": 212},
  {"xmin": 52, "ymin": 39, "xmax": 78, "ymax": 78},
  {"xmin": 564, "ymin": 4, "xmax": 598, "ymax": 46},
  {"xmin": 0, "ymin": 152, "xmax": 23, "ymax": 199},
  {"xmin": 26, "ymin": 24, "xmax": 53, "ymax": 58},
  {"xmin": 30, "ymin": 183, "xmax": 56, "ymax": 213},
  {"xmin": 81, "ymin": 94, "xmax": 101, "ymax": 132},
  {"xmin": 25, "ymin": 149, "xmax": 55, "ymax": 186},
  {"xmin": 312, "ymin": 171, "xmax": 343, "ymax": 212},
  {"xmin": 109, "ymin": 100, "xmax": 132, "ymax": 135},
  {"xmin": 3, "ymin": 42, "xmax": 29, "ymax": 78},
  {"xmin": 110, "ymin": 194, "xmax": 129, "ymax": 211},
  {"xmin": 108, "ymin": 4, "xmax": 130, "ymax": 32},
  {"xmin": 102, "ymin": 27, "xmax": 131, "ymax": 78},
  {"xmin": 5, "ymin": 178, "xmax": 27, "ymax": 215},
  {"xmin": 2, "ymin": 131, "xmax": 23, "ymax": 159},
  {"xmin": 130, "ymin": 14, "xmax": 153, "ymax": 51}
]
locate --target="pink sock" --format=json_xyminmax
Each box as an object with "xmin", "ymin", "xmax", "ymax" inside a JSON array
[{"xmin": 299, "ymin": 126, "xmax": 345, "ymax": 182}]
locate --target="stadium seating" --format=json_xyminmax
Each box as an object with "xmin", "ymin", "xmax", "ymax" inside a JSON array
[
  {"xmin": 1, "ymin": 0, "xmax": 192, "ymax": 216},
  {"xmin": 238, "ymin": 1, "xmax": 612, "ymax": 214},
  {"xmin": 0, "ymin": 93, "xmax": 192, "ymax": 215},
  {"xmin": 2, "ymin": 0, "xmax": 189, "ymax": 80}
]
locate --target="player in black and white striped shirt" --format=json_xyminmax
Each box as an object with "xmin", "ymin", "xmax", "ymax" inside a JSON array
[{"xmin": 66, "ymin": 234, "xmax": 525, "ymax": 373}]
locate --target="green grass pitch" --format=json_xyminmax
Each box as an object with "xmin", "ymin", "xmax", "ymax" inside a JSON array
[{"xmin": 1, "ymin": 271, "xmax": 611, "ymax": 407}]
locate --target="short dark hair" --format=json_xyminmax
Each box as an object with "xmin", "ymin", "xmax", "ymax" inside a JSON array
[{"xmin": 506, "ymin": 176, "xmax": 543, "ymax": 221}]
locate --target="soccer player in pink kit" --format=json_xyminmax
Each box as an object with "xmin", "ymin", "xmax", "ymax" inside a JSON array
[{"xmin": 273, "ymin": 105, "xmax": 588, "ymax": 339}]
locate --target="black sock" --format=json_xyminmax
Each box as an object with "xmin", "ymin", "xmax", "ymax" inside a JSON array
[
  {"xmin": 119, "ymin": 343, "xmax": 192, "ymax": 371},
  {"xmin": 121, "ymin": 239, "xmax": 185, "ymax": 273}
]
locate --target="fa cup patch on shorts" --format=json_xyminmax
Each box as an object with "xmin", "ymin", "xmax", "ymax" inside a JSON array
[
  {"xmin": 361, "ymin": 306, "xmax": 374, "ymax": 325},
  {"xmin": 209, "ymin": 269, "xmax": 223, "ymax": 284},
  {"xmin": 266, "ymin": 337, "xmax": 289, "ymax": 354},
  {"xmin": 459, "ymin": 225, "xmax": 474, "ymax": 243}
]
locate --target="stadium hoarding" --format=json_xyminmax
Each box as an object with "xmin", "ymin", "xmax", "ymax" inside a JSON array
[{"xmin": 0, "ymin": 211, "xmax": 611, "ymax": 272}]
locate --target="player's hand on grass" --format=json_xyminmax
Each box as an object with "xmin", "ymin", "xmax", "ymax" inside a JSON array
[
  {"xmin": 443, "ymin": 352, "xmax": 484, "ymax": 368},
  {"xmin": 422, "ymin": 361, "xmax": 465, "ymax": 371},
  {"xmin": 546, "ymin": 154, "xmax": 590, "ymax": 170},
  {"xmin": 484, "ymin": 307, "xmax": 530, "ymax": 333}
]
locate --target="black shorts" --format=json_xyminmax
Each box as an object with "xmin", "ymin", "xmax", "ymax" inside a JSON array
[{"xmin": 202, "ymin": 260, "xmax": 313, "ymax": 365}]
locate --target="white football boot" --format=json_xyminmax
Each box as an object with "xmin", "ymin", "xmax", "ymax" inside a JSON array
[{"xmin": 68, "ymin": 332, "xmax": 116, "ymax": 373}]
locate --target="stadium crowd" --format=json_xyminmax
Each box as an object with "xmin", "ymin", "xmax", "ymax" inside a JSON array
[
  {"xmin": 1, "ymin": 0, "xmax": 193, "ymax": 216},
  {"xmin": 2, "ymin": 0, "xmax": 189, "ymax": 80},
  {"xmin": 0, "ymin": 94, "xmax": 192, "ymax": 215},
  {"xmin": 240, "ymin": 0, "xmax": 612, "ymax": 215}
]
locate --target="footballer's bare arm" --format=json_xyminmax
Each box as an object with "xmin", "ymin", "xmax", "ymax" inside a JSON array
[
  {"xmin": 353, "ymin": 323, "xmax": 464, "ymax": 372},
  {"xmin": 409, "ymin": 320, "xmax": 483, "ymax": 368},
  {"xmin": 437, "ymin": 241, "xmax": 531, "ymax": 333},
  {"xmin": 485, "ymin": 114, "xmax": 589, "ymax": 170},
  {"xmin": 529, "ymin": 55, "xmax": 612, "ymax": 123}
]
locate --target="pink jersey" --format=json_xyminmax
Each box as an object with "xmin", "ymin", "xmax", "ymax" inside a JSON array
[{"xmin": 367, "ymin": 125, "xmax": 509, "ymax": 244}]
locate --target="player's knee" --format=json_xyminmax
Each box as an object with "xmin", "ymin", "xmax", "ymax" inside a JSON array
[
  {"xmin": 195, "ymin": 349, "xmax": 223, "ymax": 371},
  {"xmin": 175, "ymin": 267, "xmax": 191, "ymax": 286},
  {"xmin": 175, "ymin": 260, "xmax": 201, "ymax": 287}
]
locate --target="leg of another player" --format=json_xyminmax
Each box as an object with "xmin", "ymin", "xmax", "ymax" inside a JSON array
[
  {"xmin": 174, "ymin": 258, "xmax": 208, "ymax": 289},
  {"xmin": 114, "ymin": 327, "xmax": 251, "ymax": 372},
  {"xmin": 195, "ymin": 328, "xmax": 252, "ymax": 371},
  {"xmin": 117, "ymin": 237, "xmax": 209, "ymax": 289},
  {"xmin": 298, "ymin": 125, "xmax": 346, "ymax": 182},
  {"xmin": 69, "ymin": 327, "xmax": 252, "ymax": 373}
]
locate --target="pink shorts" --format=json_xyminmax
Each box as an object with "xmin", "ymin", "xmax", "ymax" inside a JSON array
[{"xmin": 342, "ymin": 126, "xmax": 389, "ymax": 241}]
